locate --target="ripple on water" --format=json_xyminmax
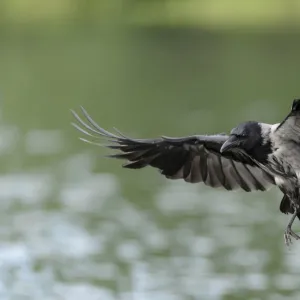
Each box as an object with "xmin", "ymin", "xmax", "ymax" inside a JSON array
[
  {"xmin": 0, "ymin": 126, "xmax": 19, "ymax": 155},
  {"xmin": 0, "ymin": 153, "xmax": 293, "ymax": 299},
  {"xmin": 60, "ymin": 173, "xmax": 120, "ymax": 212},
  {"xmin": 25, "ymin": 130, "xmax": 64, "ymax": 155},
  {"xmin": 0, "ymin": 173, "xmax": 52, "ymax": 205},
  {"xmin": 54, "ymin": 283, "xmax": 115, "ymax": 300}
]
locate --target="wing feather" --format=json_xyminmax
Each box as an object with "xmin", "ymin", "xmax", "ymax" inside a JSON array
[{"xmin": 72, "ymin": 107, "xmax": 275, "ymax": 192}]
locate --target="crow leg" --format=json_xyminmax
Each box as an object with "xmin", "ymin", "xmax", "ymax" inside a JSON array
[{"xmin": 284, "ymin": 209, "xmax": 300, "ymax": 246}]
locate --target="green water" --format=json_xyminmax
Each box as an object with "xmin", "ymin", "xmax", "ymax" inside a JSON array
[{"xmin": 0, "ymin": 26, "xmax": 300, "ymax": 299}]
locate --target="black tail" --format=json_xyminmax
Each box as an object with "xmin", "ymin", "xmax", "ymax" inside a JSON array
[{"xmin": 279, "ymin": 194, "xmax": 300, "ymax": 220}]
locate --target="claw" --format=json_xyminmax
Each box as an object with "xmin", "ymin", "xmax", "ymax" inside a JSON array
[{"xmin": 284, "ymin": 226, "xmax": 300, "ymax": 247}]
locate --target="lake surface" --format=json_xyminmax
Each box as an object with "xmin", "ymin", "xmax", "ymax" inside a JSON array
[{"xmin": 0, "ymin": 26, "xmax": 300, "ymax": 299}]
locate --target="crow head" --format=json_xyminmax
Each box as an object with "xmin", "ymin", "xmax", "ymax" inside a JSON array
[{"xmin": 220, "ymin": 121, "xmax": 262, "ymax": 154}]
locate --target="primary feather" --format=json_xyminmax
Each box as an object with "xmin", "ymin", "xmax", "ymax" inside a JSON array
[{"xmin": 71, "ymin": 107, "xmax": 274, "ymax": 192}]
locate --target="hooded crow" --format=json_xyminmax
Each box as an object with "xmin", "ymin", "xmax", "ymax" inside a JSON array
[{"xmin": 71, "ymin": 99, "xmax": 300, "ymax": 246}]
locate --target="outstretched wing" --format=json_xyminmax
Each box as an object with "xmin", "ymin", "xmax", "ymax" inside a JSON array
[{"xmin": 71, "ymin": 107, "xmax": 275, "ymax": 192}]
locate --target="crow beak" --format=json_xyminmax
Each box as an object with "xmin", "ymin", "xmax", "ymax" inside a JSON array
[{"xmin": 220, "ymin": 136, "xmax": 240, "ymax": 153}]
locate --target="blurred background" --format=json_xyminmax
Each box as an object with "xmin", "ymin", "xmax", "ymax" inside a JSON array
[{"xmin": 0, "ymin": 1, "xmax": 300, "ymax": 299}]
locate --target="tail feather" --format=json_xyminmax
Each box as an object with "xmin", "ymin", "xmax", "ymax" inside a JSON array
[{"xmin": 280, "ymin": 195, "xmax": 294, "ymax": 214}]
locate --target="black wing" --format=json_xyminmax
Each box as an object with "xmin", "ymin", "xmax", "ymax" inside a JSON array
[{"xmin": 71, "ymin": 107, "xmax": 275, "ymax": 192}]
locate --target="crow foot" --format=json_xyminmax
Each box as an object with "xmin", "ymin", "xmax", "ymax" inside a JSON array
[
  {"xmin": 284, "ymin": 226, "xmax": 300, "ymax": 247},
  {"xmin": 284, "ymin": 209, "xmax": 300, "ymax": 247}
]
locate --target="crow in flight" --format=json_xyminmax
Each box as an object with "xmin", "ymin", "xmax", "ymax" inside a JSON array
[{"xmin": 71, "ymin": 99, "xmax": 300, "ymax": 246}]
